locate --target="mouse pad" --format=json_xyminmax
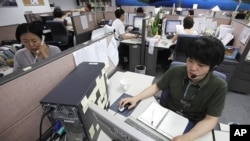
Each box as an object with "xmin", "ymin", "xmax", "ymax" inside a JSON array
[{"xmin": 109, "ymin": 93, "xmax": 136, "ymax": 117}]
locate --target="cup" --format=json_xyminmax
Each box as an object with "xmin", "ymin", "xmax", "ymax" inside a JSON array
[{"xmin": 120, "ymin": 78, "xmax": 130, "ymax": 91}]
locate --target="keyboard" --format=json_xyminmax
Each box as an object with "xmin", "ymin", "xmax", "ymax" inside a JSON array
[
  {"xmin": 125, "ymin": 118, "xmax": 166, "ymax": 141},
  {"xmin": 129, "ymin": 29, "xmax": 141, "ymax": 35}
]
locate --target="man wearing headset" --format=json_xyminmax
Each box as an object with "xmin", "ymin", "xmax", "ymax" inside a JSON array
[{"xmin": 120, "ymin": 36, "xmax": 227, "ymax": 141}]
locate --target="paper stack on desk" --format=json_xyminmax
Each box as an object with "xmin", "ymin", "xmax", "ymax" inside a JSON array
[{"xmin": 137, "ymin": 102, "xmax": 189, "ymax": 139}]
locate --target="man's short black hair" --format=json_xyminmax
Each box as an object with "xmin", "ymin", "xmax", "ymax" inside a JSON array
[
  {"xmin": 136, "ymin": 7, "xmax": 144, "ymax": 13},
  {"xmin": 186, "ymin": 36, "xmax": 225, "ymax": 70},
  {"xmin": 115, "ymin": 8, "xmax": 125, "ymax": 18},
  {"xmin": 183, "ymin": 16, "xmax": 194, "ymax": 29}
]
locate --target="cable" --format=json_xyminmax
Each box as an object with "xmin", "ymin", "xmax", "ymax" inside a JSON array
[{"xmin": 39, "ymin": 107, "xmax": 54, "ymax": 141}]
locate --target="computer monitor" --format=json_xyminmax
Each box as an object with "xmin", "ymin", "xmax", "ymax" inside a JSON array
[
  {"xmin": 165, "ymin": 20, "xmax": 182, "ymax": 34},
  {"xmin": 87, "ymin": 102, "xmax": 155, "ymax": 141},
  {"xmin": 133, "ymin": 16, "xmax": 144, "ymax": 31}
]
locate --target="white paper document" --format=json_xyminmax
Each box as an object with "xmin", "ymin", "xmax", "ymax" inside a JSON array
[
  {"xmin": 137, "ymin": 102, "xmax": 189, "ymax": 139},
  {"xmin": 214, "ymin": 130, "xmax": 229, "ymax": 141},
  {"xmin": 80, "ymin": 15, "xmax": 88, "ymax": 30}
]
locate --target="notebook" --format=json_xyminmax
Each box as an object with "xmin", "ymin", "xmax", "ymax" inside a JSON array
[{"xmin": 137, "ymin": 101, "xmax": 189, "ymax": 139}]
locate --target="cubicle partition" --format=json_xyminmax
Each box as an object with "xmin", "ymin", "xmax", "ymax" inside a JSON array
[
  {"xmin": 228, "ymin": 19, "xmax": 250, "ymax": 93},
  {"xmin": 230, "ymin": 19, "xmax": 250, "ymax": 54},
  {"xmin": 71, "ymin": 12, "xmax": 98, "ymax": 45},
  {"xmin": 0, "ymin": 33, "xmax": 116, "ymax": 141},
  {"xmin": 95, "ymin": 11, "xmax": 105, "ymax": 24},
  {"xmin": 24, "ymin": 12, "xmax": 53, "ymax": 23},
  {"xmin": 0, "ymin": 24, "xmax": 19, "ymax": 45},
  {"xmin": 103, "ymin": 11, "xmax": 116, "ymax": 21}
]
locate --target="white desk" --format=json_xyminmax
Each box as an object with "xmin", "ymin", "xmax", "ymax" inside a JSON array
[
  {"xmin": 108, "ymin": 71, "xmax": 156, "ymax": 119},
  {"xmin": 103, "ymin": 71, "xmax": 169, "ymax": 141},
  {"xmin": 0, "ymin": 66, "xmax": 13, "ymax": 76},
  {"xmin": 100, "ymin": 71, "xmax": 213, "ymax": 141}
]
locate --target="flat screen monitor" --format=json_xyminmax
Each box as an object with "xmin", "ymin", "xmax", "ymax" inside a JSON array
[
  {"xmin": 133, "ymin": 16, "xmax": 144, "ymax": 31},
  {"xmin": 87, "ymin": 103, "xmax": 155, "ymax": 141},
  {"xmin": 165, "ymin": 20, "xmax": 182, "ymax": 34}
]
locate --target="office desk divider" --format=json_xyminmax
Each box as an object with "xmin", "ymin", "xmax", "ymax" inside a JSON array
[
  {"xmin": 71, "ymin": 12, "xmax": 102, "ymax": 45},
  {"xmin": 0, "ymin": 33, "xmax": 117, "ymax": 141}
]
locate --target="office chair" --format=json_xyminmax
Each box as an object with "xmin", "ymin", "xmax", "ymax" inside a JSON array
[
  {"xmin": 45, "ymin": 20, "xmax": 71, "ymax": 51},
  {"xmin": 174, "ymin": 34, "xmax": 200, "ymax": 62},
  {"xmin": 159, "ymin": 61, "xmax": 226, "ymax": 108}
]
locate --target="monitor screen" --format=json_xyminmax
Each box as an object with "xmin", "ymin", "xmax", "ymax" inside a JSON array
[
  {"xmin": 87, "ymin": 103, "xmax": 155, "ymax": 141},
  {"xmin": 165, "ymin": 20, "xmax": 182, "ymax": 34},
  {"xmin": 133, "ymin": 16, "xmax": 144, "ymax": 31}
]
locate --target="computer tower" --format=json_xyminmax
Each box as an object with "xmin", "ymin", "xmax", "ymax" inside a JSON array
[{"xmin": 40, "ymin": 62, "xmax": 110, "ymax": 141}]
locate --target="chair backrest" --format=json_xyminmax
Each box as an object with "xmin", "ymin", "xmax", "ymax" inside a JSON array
[
  {"xmin": 159, "ymin": 61, "xmax": 226, "ymax": 108},
  {"xmin": 174, "ymin": 34, "xmax": 200, "ymax": 62},
  {"xmin": 46, "ymin": 20, "xmax": 69, "ymax": 45}
]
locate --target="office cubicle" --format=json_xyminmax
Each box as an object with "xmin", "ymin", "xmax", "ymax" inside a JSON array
[
  {"xmin": 227, "ymin": 19, "xmax": 250, "ymax": 93},
  {"xmin": 24, "ymin": 12, "xmax": 53, "ymax": 23},
  {"xmin": 0, "ymin": 33, "xmax": 117, "ymax": 140},
  {"xmin": 71, "ymin": 12, "xmax": 99, "ymax": 45},
  {"xmin": 0, "ymin": 24, "xmax": 19, "ymax": 45}
]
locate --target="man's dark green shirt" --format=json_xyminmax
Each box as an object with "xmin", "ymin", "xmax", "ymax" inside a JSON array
[{"xmin": 157, "ymin": 66, "xmax": 227, "ymax": 123}]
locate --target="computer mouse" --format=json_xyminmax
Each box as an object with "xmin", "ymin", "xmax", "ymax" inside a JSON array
[{"xmin": 118, "ymin": 103, "xmax": 131, "ymax": 113}]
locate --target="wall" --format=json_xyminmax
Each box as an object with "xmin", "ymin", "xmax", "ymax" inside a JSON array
[{"xmin": 0, "ymin": 0, "xmax": 77, "ymax": 26}]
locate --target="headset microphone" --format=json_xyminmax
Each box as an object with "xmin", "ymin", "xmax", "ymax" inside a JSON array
[
  {"xmin": 191, "ymin": 73, "xmax": 207, "ymax": 79},
  {"xmin": 191, "ymin": 65, "xmax": 218, "ymax": 79}
]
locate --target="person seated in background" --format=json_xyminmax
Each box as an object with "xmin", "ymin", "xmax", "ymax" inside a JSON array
[
  {"xmin": 172, "ymin": 16, "xmax": 198, "ymax": 43},
  {"xmin": 53, "ymin": 7, "xmax": 72, "ymax": 26},
  {"xmin": 119, "ymin": 36, "xmax": 227, "ymax": 141},
  {"xmin": 235, "ymin": 10, "xmax": 246, "ymax": 19},
  {"xmin": 71, "ymin": 2, "xmax": 92, "ymax": 12},
  {"xmin": 13, "ymin": 21, "xmax": 61, "ymax": 72},
  {"xmin": 112, "ymin": 8, "xmax": 139, "ymax": 69},
  {"xmin": 136, "ymin": 7, "xmax": 144, "ymax": 14}
]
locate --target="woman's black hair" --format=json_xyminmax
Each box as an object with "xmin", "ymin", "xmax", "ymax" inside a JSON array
[
  {"xmin": 186, "ymin": 36, "xmax": 225, "ymax": 70},
  {"xmin": 15, "ymin": 21, "xmax": 44, "ymax": 43},
  {"xmin": 114, "ymin": 8, "xmax": 125, "ymax": 18}
]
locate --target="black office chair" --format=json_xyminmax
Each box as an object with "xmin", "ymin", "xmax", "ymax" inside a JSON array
[
  {"xmin": 45, "ymin": 20, "xmax": 71, "ymax": 51},
  {"xmin": 159, "ymin": 61, "xmax": 226, "ymax": 108},
  {"xmin": 174, "ymin": 34, "xmax": 200, "ymax": 62}
]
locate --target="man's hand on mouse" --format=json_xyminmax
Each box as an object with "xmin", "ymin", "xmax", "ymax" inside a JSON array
[{"xmin": 119, "ymin": 97, "xmax": 138, "ymax": 110}]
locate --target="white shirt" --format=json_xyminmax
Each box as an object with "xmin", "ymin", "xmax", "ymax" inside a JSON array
[
  {"xmin": 112, "ymin": 18, "xmax": 125, "ymax": 46},
  {"xmin": 178, "ymin": 29, "xmax": 198, "ymax": 35}
]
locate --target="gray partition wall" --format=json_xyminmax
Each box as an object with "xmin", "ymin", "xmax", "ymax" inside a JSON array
[{"xmin": 0, "ymin": 33, "xmax": 116, "ymax": 141}]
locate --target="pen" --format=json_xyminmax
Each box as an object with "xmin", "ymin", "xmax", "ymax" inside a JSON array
[{"xmin": 151, "ymin": 109, "xmax": 154, "ymax": 125}]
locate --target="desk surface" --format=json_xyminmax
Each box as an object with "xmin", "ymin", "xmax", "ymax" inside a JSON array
[
  {"xmin": 99, "ymin": 71, "xmax": 215, "ymax": 141},
  {"xmin": 121, "ymin": 37, "xmax": 174, "ymax": 49},
  {"xmin": 108, "ymin": 71, "xmax": 156, "ymax": 120},
  {"xmin": 121, "ymin": 38, "xmax": 142, "ymax": 45},
  {"xmin": 0, "ymin": 66, "xmax": 13, "ymax": 76}
]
